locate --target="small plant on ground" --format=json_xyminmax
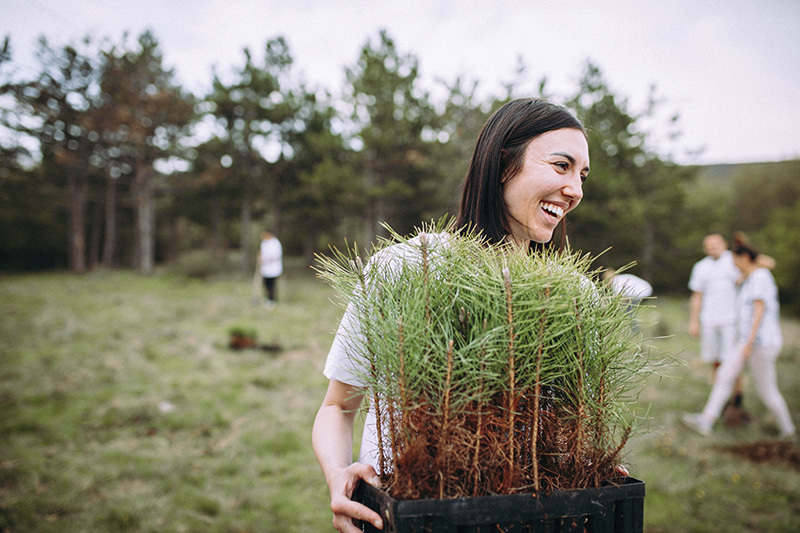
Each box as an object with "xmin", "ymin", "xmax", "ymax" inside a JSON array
[
  {"xmin": 228, "ymin": 326, "xmax": 258, "ymax": 350},
  {"xmin": 317, "ymin": 223, "xmax": 651, "ymax": 499}
]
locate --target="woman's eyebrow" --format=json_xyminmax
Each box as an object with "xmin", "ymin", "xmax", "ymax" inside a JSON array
[
  {"xmin": 550, "ymin": 152, "xmax": 590, "ymax": 173},
  {"xmin": 550, "ymin": 151, "xmax": 576, "ymax": 164}
]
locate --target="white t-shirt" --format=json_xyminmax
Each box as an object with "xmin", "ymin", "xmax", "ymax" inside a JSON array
[
  {"xmin": 688, "ymin": 251, "xmax": 739, "ymax": 326},
  {"xmin": 259, "ymin": 237, "xmax": 283, "ymax": 278},
  {"xmin": 609, "ymin": 273, "xmax": 652, "ymax": 300},
  {"xmin": 323, "ymin": 233, "xmax": 449, "ymax": 469},
  {"xmin": 736, "ymin": 268, "xmax": 782, "ymax": 348}
]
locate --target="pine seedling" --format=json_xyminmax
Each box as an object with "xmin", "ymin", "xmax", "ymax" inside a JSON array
[{"xmin": 316, "ymin": 222, "xmax": 650, "ymax": 499}]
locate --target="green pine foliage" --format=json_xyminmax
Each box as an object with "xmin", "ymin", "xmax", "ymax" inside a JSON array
[{"xmin": 316, "ymin": 222, "xmax": 651, "ymax": 499}]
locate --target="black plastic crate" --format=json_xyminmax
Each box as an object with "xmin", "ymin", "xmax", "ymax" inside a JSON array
[{"xmin": 353, "ymin": 477, "xmax": 644, "ymax": 533}]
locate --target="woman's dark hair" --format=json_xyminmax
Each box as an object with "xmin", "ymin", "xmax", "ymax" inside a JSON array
[
  {"xmin": 455, "ymin": 98, "xmax": 586, "ymax": 245},
  {"xmin": 733, "ymin": 243, "xmax": 759, "ymax": 262}
]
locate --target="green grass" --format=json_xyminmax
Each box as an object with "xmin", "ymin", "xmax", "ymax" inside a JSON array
[{"xmin": 1, "ymin": 270, "xmax": 799, "ymax": 532}]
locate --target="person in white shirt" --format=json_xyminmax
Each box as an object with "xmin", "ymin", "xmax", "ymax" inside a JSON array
[
  {"xmin": 688, "ymin": 234, "xmax": 740, "ymax": 381},
  {"xmin": 682, "ymin": 242, "xmax": 795, "ymax": 439},
  {"xmin": 603, "ymin": 270, "xmax": 652, "ymax": 303},
  {"xmin": 312, "ymin": 99, "xmax": 590, "ymax": 532},
  {"xmin": 258, "ymin": 231, "xmax": 283, "ymax": 306},
  {"xmin": 687, "ymin": 233, "xmax": 751, "ymax": 425},
  {"xmin": 602, "ymin": 270, "xmax": 652, "ymax": 329}
]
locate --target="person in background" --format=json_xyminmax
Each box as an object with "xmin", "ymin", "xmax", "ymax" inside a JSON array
[
  {"xmin": 602, "ymin": 269, "xmax": 652, "ymax": 329},
  {"xmin": 603, "ymin": 269, "xmax": 653, "ymax": 305},
  {"xmin": 682, "ymin": 242, "xmax": 795, "ymax": 440},
  {"xmin": 258, "ymin": 230, "xmax": 283, "ymax": 307},
  {"xmin": 687, "ymin": 233, "xmax": 746, "ymax": 422}
]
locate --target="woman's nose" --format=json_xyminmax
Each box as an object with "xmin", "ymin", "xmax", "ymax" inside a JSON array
[{"xmin": 563, "ymin": 173, "xmax": 584, "ymax": 201}]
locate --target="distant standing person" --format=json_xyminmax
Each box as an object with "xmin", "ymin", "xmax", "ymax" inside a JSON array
[
  {"xmin": 688, "ymin": 234, "xmax": 744, "ymax": 405},
  {"xmin": 682, "ymin": 242, "xmax": 795, "ymax": 439},
  {"xmin": 259, "ymin": 230, "xmax": 283, "ymax": 307}
]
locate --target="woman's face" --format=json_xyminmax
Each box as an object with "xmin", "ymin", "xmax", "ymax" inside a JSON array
[
  {"xmin": 502, "ymin": 128, "xmax": 589, "ymax": 245},
  {"xmin": 733, "ymin": 252, "xmax": 751, "ymax": 273}
]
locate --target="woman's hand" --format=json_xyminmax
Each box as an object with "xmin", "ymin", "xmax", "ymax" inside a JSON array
[
  {"xmin": 329, "ymin": 463, "xmax": 383, "ymax": 532},
  {"xmin": 313, "ymin": 379, "xmax": 382, "ymax": 531}
]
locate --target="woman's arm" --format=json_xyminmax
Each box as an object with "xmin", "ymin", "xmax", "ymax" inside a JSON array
[
  {"xmin": 741, "ymin": 299, "xmax": 766, "ymax": 361},
  {"xmin": 688, "ymin": 291, "xmax": 703, "ymax": 338},
  {"xmin": 755, "ymin": 254, "xmax": 775, "ymax": 270},
  {"xmin": 312, "ymin": 379, "xmax": 383, "ymax": 532}
]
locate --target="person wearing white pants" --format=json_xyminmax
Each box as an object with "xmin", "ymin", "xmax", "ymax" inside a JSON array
[{"xmin": 682, "ymin": 242, "xmax": 796, "ymax": 439}]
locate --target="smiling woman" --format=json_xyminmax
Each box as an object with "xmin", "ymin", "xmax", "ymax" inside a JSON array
[
  {"xmin": 312, "ymin": 98, "xmax": 595, "ymax": 532},
  {"xmin": 501, "ymin": 128, "xmax": 588, "ymax": 244},
  {"xmin": 455, "ymin": 98, "xmax": 588, "ymax": 248}
]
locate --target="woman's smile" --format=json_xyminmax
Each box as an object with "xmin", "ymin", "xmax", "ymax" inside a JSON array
[{"xmin": 503, "ymin": 128, "xmax": 589, "ymax": 245}]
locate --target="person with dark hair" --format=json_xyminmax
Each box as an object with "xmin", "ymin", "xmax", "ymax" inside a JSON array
[
  {"xmin": 455, "ymin": 97, "xmax": 587, "ymax": 246},
  {"xmin": 312, "ymin": 98, "xmax": 589, "ymax": 532},
  {"xmin": 682, "ymin": 242, "xmax": 795, "ymax": 440}
]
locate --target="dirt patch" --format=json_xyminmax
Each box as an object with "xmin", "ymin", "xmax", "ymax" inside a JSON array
[{"xmin": 721, "ymin": 440, "xmax": 800, "ymax": 471}]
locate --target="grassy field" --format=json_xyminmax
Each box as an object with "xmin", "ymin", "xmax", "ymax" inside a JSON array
[{"xmin": 1, "ymin": 268, "xmax": 799, "ymax": 532}]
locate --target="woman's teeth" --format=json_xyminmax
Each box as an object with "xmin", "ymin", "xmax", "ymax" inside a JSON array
[{"xmin": 541, "ymin": 202, "xmax": 563, "ymax": 218}]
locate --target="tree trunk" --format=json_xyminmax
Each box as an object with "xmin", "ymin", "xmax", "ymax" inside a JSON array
[
  {"xmin": 66, "ymin": 167, "xmax": 88, "ymax": 273},
  {"xmin": 210, "ymin": 193, "xmax": 223, "ymax": 253},
  {"xmin": 303, "ymin": 217, "xmax": 318, "ymax": 267},
  {"xmin": 88, "ymin": 187, "xmax": 103, "ymax": 270},
  {"xmin": 362, "ymin": 160, "xmax": 379, "ymax": 247},
  {"xmin": 133, "ymin": 166, "xmax": 156, "ymax": 275},
  {"xmin": 101, "ymin": 175, "xmax": 118, "ymax": 269},
  {"xmin": 641, "ymin": 216, "xmax": 655, "ymax": 282},
  {"xmin": 240, "ymin": 175, "xmax": 253, "ymax": 274},
  {"xmin": 165, "ymin": 215, "xmax": 180, "ymax": 263}
]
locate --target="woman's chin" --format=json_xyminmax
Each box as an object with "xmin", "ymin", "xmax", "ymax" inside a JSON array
[{"xmin": 531, "ymin": 229, "xmax": 554, "ymax": 244}]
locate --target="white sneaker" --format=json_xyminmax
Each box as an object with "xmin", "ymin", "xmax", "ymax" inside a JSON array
[{"xmin": 681, "ymin": 413, "xmax": 713, "ymax": 436}]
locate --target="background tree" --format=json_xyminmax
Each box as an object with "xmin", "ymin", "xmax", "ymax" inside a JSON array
[
  {"xmin": 566, "ymin": 62, "xmax": 696, "ymax": 288},
  {"xmin": 277, "ymin": 87, "xmax": 361, "ymax": 263},
  {"xmin": 185, "ymin": 137, "xmax": 239, "ymax": 254},
  {"xmin": 344, "ymin": 30, "xmax": 442, "ymax": 244},
  {"xmin": 423, "ymin": 77, "xmax": 494, "ymax": 218},
  {"xmin": 0, "ymin": 35, "xmax": 104, "ymax": 273},
  {"xmin": 101, "ymin": 31, "xmax": 194, "ymax": 274},
  {"xmin": 0, "ymin": 39, "xmax": 67, "ymax": 270},
  {"xmin": 1, "ymin": 28, "xmax": 798, "ymax": 314},
  {"xmin": 732, "ymin": 161, "xmax": 800, "ymax": 314},
  {"xmin": 204, "ymin": 37, "xmax": 294, "ymax": 272}
]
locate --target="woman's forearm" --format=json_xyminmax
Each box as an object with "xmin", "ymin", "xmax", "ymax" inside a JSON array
[
  {"xmin": 746, "ymin": 300, "xmax": 766, "ymax": 347},
  {"xmin": 312, "ymin": 380, "xmax": 364, "ymax": 485},
  {"xmin": 313, "ymin": 402, "xmax": 357, "ymax": 484}
]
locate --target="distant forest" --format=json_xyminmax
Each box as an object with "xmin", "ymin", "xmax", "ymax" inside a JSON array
[{"xmin": 1, "ymin": 29, "xmax": 799, "ymax": 313}]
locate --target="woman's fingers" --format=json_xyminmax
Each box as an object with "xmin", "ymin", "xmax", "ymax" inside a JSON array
[
  {"xmin": 329, "ymin": 463, "xmax": 383, "ymax": 531},
  {"xmin": 331, "ymin": 496, "xmax": 383, "ymax": 531}
]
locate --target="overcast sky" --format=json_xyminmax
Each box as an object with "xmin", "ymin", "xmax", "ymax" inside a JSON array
[{"xmin": 3, "ymin": 0, "xmax": 799, "ymax": 165}]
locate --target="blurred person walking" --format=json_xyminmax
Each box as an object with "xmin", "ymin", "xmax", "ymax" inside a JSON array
[
  {"xmin": 682, "ymin": 242, "xmax": 795, "ymax": 440},
  {"xmin": 687, "ymin": 233, "xmax": 746, "ymax": 422}
]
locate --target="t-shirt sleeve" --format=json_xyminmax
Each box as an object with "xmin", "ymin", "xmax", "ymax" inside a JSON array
[
  {"xmin": 748, "ymin": 270, "xmax": 772, "ymax": 303},
  {"xmin": 688, "ymin": 262, "xmax": 704, "ymax": 293},
  {"xmin": 323, "ymin": 302, "xmax": 369, "ymax": 387}
]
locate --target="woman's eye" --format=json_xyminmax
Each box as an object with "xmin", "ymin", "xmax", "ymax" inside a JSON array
[
  {"xmin": 554, "ymin": 162, "xmax": 569, "ymax": 171},
  {"xmin": 580, "ymin": 174, "xmax": 588, "ymax": 183}
]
